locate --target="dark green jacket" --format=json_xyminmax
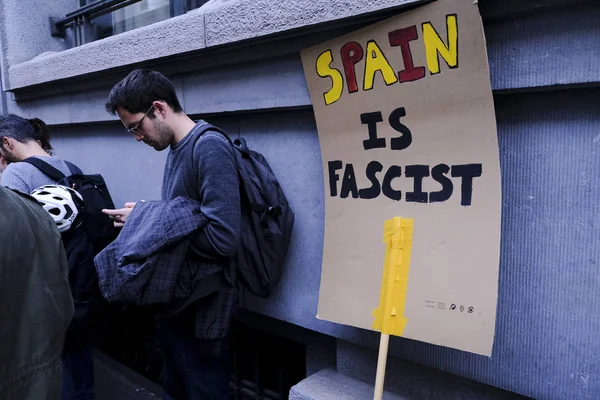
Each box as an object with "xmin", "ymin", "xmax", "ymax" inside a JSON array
[{"xmin": 0, "ymin": 187, "xmax": 73, "ymax": 400}]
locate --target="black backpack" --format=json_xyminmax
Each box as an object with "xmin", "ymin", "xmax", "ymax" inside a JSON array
[
  {"xmin": 194, "ymin": 124, "xmax": 295, "ymax": 298},
  {"xmin": 23, "ymin": 158, "xmax": 119, "ymax": 252},
  {"xmin": 23, "ymin": 157, "xmax": 119, "ymax": 353}
]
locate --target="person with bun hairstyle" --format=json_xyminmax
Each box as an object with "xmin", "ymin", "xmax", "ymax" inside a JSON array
[
  {"xmin": 29, "ymin": 117, "xmax": 54, "ymax": 154},
  {"xmin": 0, "ymin": 115, "xmax": 76, "ymax": 193},
  {"xmin": 0, "ymin": 114, "xmax": 96, "ymax": 400}
]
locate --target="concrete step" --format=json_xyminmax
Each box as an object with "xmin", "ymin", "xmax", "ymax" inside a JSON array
[
  {"xmin": 94, "ymin": 351, "xmax": 162, "ymax": 400},
  {"xmin": 290, "ymin": 368, "xmax": 407, "ymax": 400}
]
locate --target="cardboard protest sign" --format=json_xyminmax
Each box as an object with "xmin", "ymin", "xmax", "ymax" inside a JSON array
[{"xmin": 301, "ymin": 0, "xmax": 501, "ymax": 356}]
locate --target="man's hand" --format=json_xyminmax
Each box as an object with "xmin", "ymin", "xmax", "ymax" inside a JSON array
[{"xmin": 102, "ymin": 202, "xmax": 137, "ymax": 228}]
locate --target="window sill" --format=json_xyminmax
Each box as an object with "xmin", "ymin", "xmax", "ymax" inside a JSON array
[{"xmin": 6, "ymin": 0, "xmax": 426, "ymax": 91}]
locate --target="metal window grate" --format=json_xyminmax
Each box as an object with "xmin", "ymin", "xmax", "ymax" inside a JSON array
[
  {"xmin": 51, "ymin": 0, "xmax": 210, "ymax": 46},
  {"xmin": 97, "ymin": 303, "xmax": 306, "ymax": 400},
  {"xmin": 229, "ymin": 320, "xmax": 306, "ymax": 399}
]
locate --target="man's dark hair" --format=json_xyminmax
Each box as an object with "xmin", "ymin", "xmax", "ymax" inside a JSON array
[
  {"xmin": 0, "ymin": 114, "xmax": 37, "ymax": 148},
  {"xmin": 105, "ymin": 69, "xmax": 183, "ymax": 117}
]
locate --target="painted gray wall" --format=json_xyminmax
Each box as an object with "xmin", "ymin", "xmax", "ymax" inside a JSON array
[
  {"xmin": 51, "ymin": 122, "xmax": 167, "ymax": 206},
  {"xmin": 485, "ymin": 4, "xmax": 600, "ymax": 91},
  {"xmin": 2, "ymin": 1, "xmax": 599, "ymax": 399}
]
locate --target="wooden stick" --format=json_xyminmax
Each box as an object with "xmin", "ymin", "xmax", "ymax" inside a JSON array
[{"xmin": 373, "ymin": 333, "xmax": 390, "ymax": 400}]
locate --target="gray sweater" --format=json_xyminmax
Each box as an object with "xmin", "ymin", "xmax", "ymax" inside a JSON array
[
  {"xmin": 161, "ymin": 121, "xmax": 241, "ymax": 258},
  {"xmin": 161, "ymin": 121, "xmax": 241, "ymax": 343},
  {"xmin": 1, "ymin": 156, "xmax": 81, "ymax": 194}
]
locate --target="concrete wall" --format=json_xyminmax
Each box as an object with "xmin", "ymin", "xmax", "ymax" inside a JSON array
[
  {"xmin": 1, "ymin": 0, "xmax": 599, "ymax": 399},
  {"xmin": 0, "ymin": 0, "xmax": 76, "ymax": 90}
]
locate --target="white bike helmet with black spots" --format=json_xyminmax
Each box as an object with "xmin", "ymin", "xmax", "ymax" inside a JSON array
[{"xmin": 31, "ymin": 185, "xmax": 84, "ymax": 233}]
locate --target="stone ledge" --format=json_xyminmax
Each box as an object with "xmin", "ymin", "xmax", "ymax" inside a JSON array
[
  {"xmin": 6, "ymin": 0, "xmax": 425, "ymax": 90},
  {"xmin": 289, "ymin": 368, "xmax": 407, "ymax": 400},
  {"xmin": 7, "ymin": 8, "xmax": 207, "ymax": 90},
  {"xmin": 203, "ymin": 0, "xmax": 427, "ymax": 47}
]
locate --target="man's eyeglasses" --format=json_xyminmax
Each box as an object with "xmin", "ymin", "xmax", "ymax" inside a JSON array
[{"xmin": 127, "ymin": 105, "xmax": 154, "ymax": 136}]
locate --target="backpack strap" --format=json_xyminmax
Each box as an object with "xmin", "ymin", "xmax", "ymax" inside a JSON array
[
  {"xmin": 194, "ymin": 122, "xmax": 250, "ymax": 159},
  {"xmin": 63, "ymin": 160, "xmax": 81, "ymax": 175},
  {"xmin": 190, "ymin": 122, "xmax": 238, "ymax": 172},
  {"xmin": 196, "ymin": 123, "xmax": 233, "ymax": 144},
  {"xmin": 194, "ymin": 124, "xmax": 276, "ymax": 236},
  {"xmin": 22, "ymin": 157, "xmax": 66, "ymax": 181}
]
